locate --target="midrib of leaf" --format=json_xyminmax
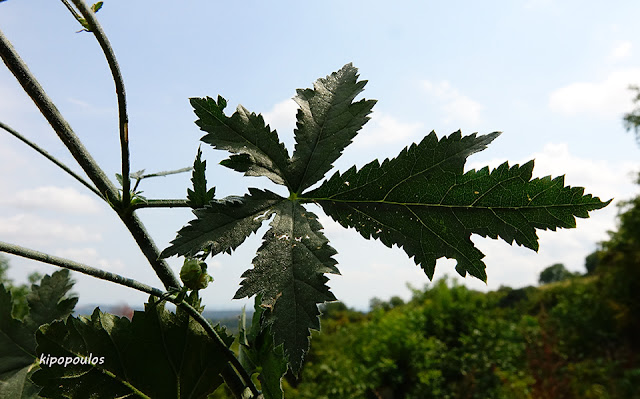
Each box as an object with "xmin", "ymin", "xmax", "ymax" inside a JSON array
[{"xmin": 295, "ymin": 105, "xmax": 328, "ymax": 194}]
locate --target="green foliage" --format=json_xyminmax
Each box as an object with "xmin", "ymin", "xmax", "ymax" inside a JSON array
[
  {"xmin": 187, "ymin": 146, "xmax": 216, "ymax": 208},
  {"xmin": 161, "ymin": 63, "xmax": 609, "ymax": 376},
  {"xmin": 238, "ymin": 297, "xmax": 288, "ymax": 399},
  {"xmin": 623, "ymin": 85, "xmax": 640, "ymax": 144},
  {"xmin": 0, "ymin": 269, "xmax": 77, "ymax": 399},
  {"xmin": 307, "ymin": 136, "xmax": 609, "ymax": 281},
  {"xmin": 32, "ymin": 300, "xmax": 234, "ymax": 398},
  {"xmin": 538, "ymin": 263, "xmax": 575, "ymax": 284}
]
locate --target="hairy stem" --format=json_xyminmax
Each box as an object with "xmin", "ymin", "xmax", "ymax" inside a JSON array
[
  {"xmin": 0, "ymin": 240, "xmax": 261, "ymax": 397},
  {"xmin": 0, "ymin": 121, "xmax": 103, "ymax": 199},
  {"xmin": 0, "ymin": 28, "xmax": 119, "ymax": 204},
  {"xmin": 131, "ymin": 199, "xmax": 191, "ymax": 210},
  {"xmin": 0, "ymin": 241, "xmax": 164, "ymax": 298},
  {"xmin": 0, "ymin": 29, "xmax": 180, "ymax": 291},
  {"xmin": 70, "ymin": 0, "xmax": 131, "ymax": 205}
]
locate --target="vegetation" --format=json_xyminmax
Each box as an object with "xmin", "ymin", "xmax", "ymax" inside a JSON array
[
  {"xmin": 0, "ymin": 2, "xmax": 614, "ymax": 398},
  {"xmin": 282, "ymin": 191, "xmax": 640, "ymax": 398}
]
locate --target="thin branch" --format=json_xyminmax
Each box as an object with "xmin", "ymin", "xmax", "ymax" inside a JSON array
[
  {"xmin": 0, "ymin": 241, "xmax": 164, "ymax": 298},
  {"xmin": 118, "ymin": 212, "xmax": 182, "ymax": 289},
  {"xmin": 131, "ymin": 199, "xmax": 191, "ymax": 210},
  {"xmin": 0, "ymin": 28, "xmax": 119, "ymax": 204},
  {"xmin": 0, "ymin": 29, "xmax": 180, "ymax": 291},
  {"xmin": 0, "ymin": 240, "xmax": 261, "ymax": 397},
  {"xmin": 140, "ymin": 167, "xmax": 193, "ymax": 179},
  {"xmin": 70, "ymin": 0, "xmax": 131, "ymax": 205},
  {"xmin": 0, "ymin": 121, "xmax": 103, "ymax": 199}
]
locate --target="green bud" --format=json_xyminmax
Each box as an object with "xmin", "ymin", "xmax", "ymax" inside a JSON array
[{"xmin": 180, "ymin": 258, "xmax": 213, "ymax": 290}]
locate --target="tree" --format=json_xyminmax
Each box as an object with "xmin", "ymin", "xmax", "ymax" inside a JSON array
[
  {"xmin": 538, "ymin": 263, "xmax": 575, "ymax": 285},
  {"xmin": 623, "ymin": 85, "xmax": 640, "ymax": 143}
]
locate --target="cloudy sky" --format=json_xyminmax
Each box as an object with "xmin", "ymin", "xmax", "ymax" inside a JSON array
[{"xmin": 1, "ymin": 1, "xmax": 639, "ymax": 310}]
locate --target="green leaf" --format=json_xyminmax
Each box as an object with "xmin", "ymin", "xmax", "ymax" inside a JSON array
[
  {"xmin": 191, "ymin": 95, "xmax": 291, "ymax": 186},
  {"xmin": 91, "ymin": 1, "xmax": 103, "ymax": 13},
  {"xmin": 288, "ymin": 63, "xmax": 376, "ymax": 193},
  {"xmin": 32, "ymin": 301, "xmax": 233, "ymax": 398},
  {"xmin": 306, "ymin": 130, "xmax": 611, "ymax": 281},
  {"xmin": 161, "ymin": 188, "xmax": 283, "ymax": 259},
  {"xmin": 0, "ymin": 270, "xmax": 77, "ymax": 399},
  {"xmin": 187, "ymin": 146, "xmax": 216, "ymax": 208},
  {"xmin": 238, "ymin": 298, "xmax": 288, "ymax": 399},
  {"xmin": 234, "ymin": 201, "xmax": 339, "ymax": 374}
]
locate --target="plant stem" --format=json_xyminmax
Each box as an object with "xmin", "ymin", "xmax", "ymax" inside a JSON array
[
  {"xmin": 0, "ymin": 241, "xmax": 165, "ymax": 298},
  {"xmin": 0, "ymin": 28, "xmax": 119, "ymax": 205},
  {"xmin": 118, "ymin": 212, "xmax": 182, "ymax": 289},
  {"xmin": 0, "ymin": 29, "xmax": 180, "ymax": 291},
  {"xmin": 0, "ymin": 121, "xmax": 104, "ymax": 199},
  {"xmin": 0, "ymin": 240, "xmax": 261, "ymax": 397},
  {"xmin": 70, "ymin": 0, "xmax": 131, "ymax": 206},
  {"xmin": 131, "ymin": 199, "xmax": 191, "ymax": 210}
]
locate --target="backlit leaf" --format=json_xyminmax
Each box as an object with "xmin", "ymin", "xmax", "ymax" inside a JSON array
[{"xmin": 306, "ymin": 131, "xmax": 611, "ymax": 281}]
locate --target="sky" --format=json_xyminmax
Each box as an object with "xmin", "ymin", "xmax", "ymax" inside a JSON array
[{"xmin": 1, "ymin": 0, "xmax": 640, "ymax": 311}]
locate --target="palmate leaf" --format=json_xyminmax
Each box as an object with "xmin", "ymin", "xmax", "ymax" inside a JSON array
[
  {"xmin": 234, "ymin": 200, "xmax": 339, "ymax": 374},
  {"xmin": 191, "ymin": 95, "xmax": 291, "ymax": 186},
  {"xmin": 31, "ymin": 301, "xmax": 234, "ymax": 399},
  {"xmin": 165, "ymin": 63, "xmax": 610, "ymax": 375},
  {"xmin": 306, "ymin": 130, "xmax": 611, "ymax": 281},
  {"xmin": 0, "ymin": 270, "xmax": 77, "ymax": 399},
  {"xmin": 288, "ymin": 63, "xmax": 377, "ymax": 193}
]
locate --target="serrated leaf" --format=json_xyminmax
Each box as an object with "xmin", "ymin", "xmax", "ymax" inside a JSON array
[
  {"xmin": 0, "ymin": 270, "xmax": 77, "ymax": 399},
  {"xmin": 32, "ymin": 301, "xmax": 233, "ymax": 398},
  {"xmin": 161, "ymin": 188, "xmax": 283, "ymax": 259},
  {"xmin": 234, "ymin": 201, "xmax": 339, "ymax": 374},
  {"xmin": 238, "ymin": 298, "xmax": 288, "ymax": 399},
  {"xmin": 306, "ymin": 130, "xmax": 610, "ymax": 281},
  {"xmin": 288, "ymin": 63, "xmax": 377, "ymax": 193},
  {"xmin": 187, "ymin": 146, "xmax": 216, "ymax": 208},
  {"xmin": 191, "ymin": 95, "xmax": 291, "ymax": 186}
]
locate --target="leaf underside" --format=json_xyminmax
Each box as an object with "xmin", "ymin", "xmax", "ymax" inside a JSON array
[
  {"xmin": 307, "ymin": 130, "xmax": 611, "ymax": 281},
  {"xmin": 0, "ymin": 270, "xmax": 77, "ymax": 399},
  {"xmin": 164, "ymin": 63, "xmax": 610, "ymax": 375},
  {"xmin": 234, "ymin": 200, "xmax": 339, "ymax": 374},
  {"xmin": 31, "ymin": 301, "xmax": 233, "ymax": 399}
]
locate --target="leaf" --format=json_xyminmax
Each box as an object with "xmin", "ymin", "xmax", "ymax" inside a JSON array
[
  {"xmin": 187, "ymin": 146, "xmax": 216, "ymax": 208},
  {"xmin": 234, "ymin": 200, "xmax": 339, "ymax": 374},
  {"xmin": 161, "ymin": 188, "xmax": 283, "ymax": 259},
  {"xmin": 31, "ymin": 301, "xmax": 233, "ymax": 398},
  {"xmin": 306, "ymin": 130, "xmax": 611, "ymax": 281},
  {"xmin": 288, "ymin": 63, "xmax": 376, "ymax": 193},
  {"xmin": 91, "ymin": 1, "xmax": 103, "ymax": 13},
  {"xmin": 0, "ymin": 270, "xmax": 77, "ymax": 399},
  {"xmin": 191, "ymin": 95, "xmax": 291, "ymax": 186},
  {"xmin": 238, "ymin": 297, "xmax": 288, "ymax": 399}
]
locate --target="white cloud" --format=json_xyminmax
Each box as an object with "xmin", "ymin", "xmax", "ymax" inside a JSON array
[
  {"xmin": 549, "ymin": 68, "xmax": 640, "ymax": 117},
  {"xmin": 66, "ymin": 98, "xmax": 117, "ymax": 116},
  {"xmin": 1, "ymin": 186, "xmax": 102, "ymax": 214},
  {"xmin": 421, "ymin": 80, "xmax": 483, "ymax": 125},
  {"xmin": 354, "ymin": 112, "xmax": 423, "ymax": 148},
  {"xmin": 610, "ymin": 41, "xmax": 633, "ymax": 61},
  {"xmin": 262, "ymin": 98, "xmax": 298, "ymax": 134},
  {"xmin": 0, "ymin": 214, "xmax": 102, "ymax": 244}
]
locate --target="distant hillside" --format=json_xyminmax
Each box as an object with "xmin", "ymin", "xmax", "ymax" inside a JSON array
[{"xmin": 73, "ymin": 304, "xmax": 253, "ymax": 334}]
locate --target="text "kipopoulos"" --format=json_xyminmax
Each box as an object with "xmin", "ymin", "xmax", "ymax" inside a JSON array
[{"xmin": 39, "ymin": 353, "xmax": 105, "ymax": 367}]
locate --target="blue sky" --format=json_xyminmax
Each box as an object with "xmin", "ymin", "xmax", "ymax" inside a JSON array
[{"xmin": 1, "ymin": 0, "xmax": 640, "ymax": 310}]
